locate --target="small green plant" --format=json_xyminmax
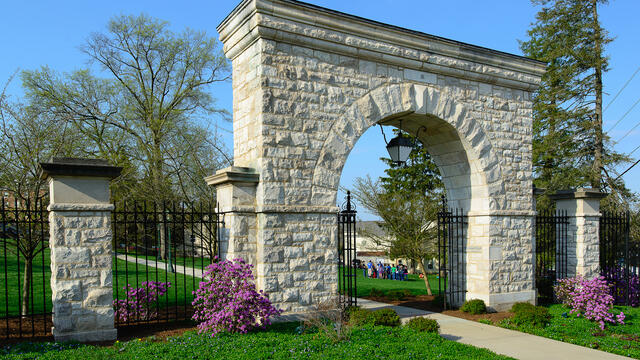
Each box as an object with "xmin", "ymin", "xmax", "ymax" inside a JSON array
[
  {"xmin": 348, "ymin": 308, "xmax": 374, "ymax": 326},
  {"xmin": 405, "ymin": 317, "xmax": 439, "ymax": 333},
  {"xmin": 512, "ymin": 305, "xmax": 552, "ymax": 328},
  {"xmin": 510, "ymin": 302, "xmax": 535, "ymax": 313},
  {"xmin": 348, "ymin": 308, "xmax": 400, "ymax": 327},
  {"xmin": 461, "ymin": 299, "xmax": 487, "ymax": 315},
  {"xmin": 370, "ymin": 288, "xmax": 384, "ymax": 297},
  {"xmin": 387, "ymin": 289, "xmax": 412, "ymax": 301},
  {"xmin": 478, "ymin": 319, "xmax": 492, "ymax": 325},
  {"xmin": 497, "ymin": 318, "xmax": 514, "ymax": 329},
  {"xmin": 371, "ymin": 308, "xmax": 401, "ymax": 327}
]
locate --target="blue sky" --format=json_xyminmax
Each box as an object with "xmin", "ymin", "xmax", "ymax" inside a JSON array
[{"xmin": 1, "ymin": 1, "xmax": 639, "ymax": 220}]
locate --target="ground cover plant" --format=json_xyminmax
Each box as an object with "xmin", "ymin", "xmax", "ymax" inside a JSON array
[
  {"xmin": 497, "ymin": 304, "xmax": 640, "ymax": 358},
  {"xmin": 1, "ymin": 322, "xmax": 515, "ymax": 359}
]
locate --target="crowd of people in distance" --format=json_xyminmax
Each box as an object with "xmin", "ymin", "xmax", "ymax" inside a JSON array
[{"xmin": 360, "ymin": 260, "xmax": 409, "ymax": 281}]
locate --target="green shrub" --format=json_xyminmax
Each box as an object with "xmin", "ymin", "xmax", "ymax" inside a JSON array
[
  {"xmin": 348, "ymin": 308, "xmax": 401, "ymax": 327},
  {"xmin": 387, "ymin": 289, "xmax": 412, "ymax": 301},
  {"xmin": 478, "ymin": 319, "xmax": 492, "ymax": 325},
  {"xmin": 371, "ymin": 308, "xmax": 401, "ymax": 327},
  {"xmin": 512, "ymin": 306, "xmax": 551, "ymax": 328},
  {"xmin": 510, "ymin": 302, "xmax": 535, "ymax": 313},
  {"xmin": 405, "ymin": 317, "xmax": 439, "ymax": 333},
  {"xmin": 461, "ymin": 299, "xmax": 487, "ymax": 315},
  {"xmin": 348, "ymin": 307, "xmax": 374, "ymax": 326},
  {"xmin": 370, "ymin": 288, "xmax": 384, "ymax": 297}
]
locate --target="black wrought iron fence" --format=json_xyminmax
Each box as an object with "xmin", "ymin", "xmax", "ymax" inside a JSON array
[
  {"xmin": 437, "ymin": 200, "xmax": 467, "ymax": 310},
  {"xmin": 337, "ymin": 191, "xmax": 357, "ymax": 309},
  {"xmin": 535, "ymin": 209, "xmax": 569, "ymax": 304},
  {"xmin": 111, "ymin": 201, "xmax": 222, "ymax": 328},
  {"xmin": 0, "ymin": 197, "xmax": 51, "ymax": 340},
  {"xmin": 600, "ymin": 210, "xmax": 638, "ymax": 307}
]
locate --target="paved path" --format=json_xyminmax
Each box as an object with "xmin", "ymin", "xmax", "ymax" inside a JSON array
[
  {"xmin": 116, "ymin": 254, "xmax": 205, "ymax": 278},
  {"xmin": 358, "ymin": 298, "xmax": 630, "ymax": 360}
]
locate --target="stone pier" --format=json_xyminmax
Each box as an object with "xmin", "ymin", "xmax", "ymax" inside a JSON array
[{"xmin": 41, "ymin": 158, "xmax": 121, "ymax": 342}]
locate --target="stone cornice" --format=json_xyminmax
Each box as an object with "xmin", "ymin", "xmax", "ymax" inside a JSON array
[
  {"xmin": 40, "ymin": 158, "xmax": 122, "ymax": 180},
  {"xmin": 48, "ymin": 203, "xmax": 115, "ymax": 212},
  {"xmin": 205, "ymin": 166, "xmax": 260, "ymax": 187},
  {"xmin": 549, "ymin": 188, "xmax": 607, "ymax": 201},
  {"xmin": 218, "ymin": 0, "xmax": 546, "ymax": 90}
]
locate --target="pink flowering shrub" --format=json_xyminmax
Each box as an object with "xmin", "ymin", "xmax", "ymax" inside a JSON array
[
  {"xmin": 113, "ymin": 281, "xmax": 171, "ymax": 322},
  {"xmin": 554, "ymin": 275, "xmax": 625, "ymax": 330},
  {"xmin": 191, "ymin": 257, "xmax": 281, "ymax": 337}
]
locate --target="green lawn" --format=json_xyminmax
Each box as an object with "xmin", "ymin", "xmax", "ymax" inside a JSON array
[
  {"xmin": 498, "ymin": 304, "xmax": 640, "ymax": 359},
  {"xmin": 340, "ymin": 267, "xmax": 443, "ymax": 297},
  {"xmin": 1, "ymin": 322, "xmax": 513, "ymax": 359},
  {"xmin": 0, "ymin": 247, "xmax": 199, "ymax": 317}
]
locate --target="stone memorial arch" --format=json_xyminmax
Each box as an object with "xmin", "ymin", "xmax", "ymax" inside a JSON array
[{"xmin": 208, "ymin": 0, "xmax": 546, "ymax": 313}]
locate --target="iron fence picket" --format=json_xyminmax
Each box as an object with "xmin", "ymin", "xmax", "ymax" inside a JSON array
[
  {"xmin": 437, "ymin": 197, "xmax": 467, "ymax": 310},
  {"xmin": 0, "ymin": 196, "xmax": 51, "ymax": 340},
  {"xmin": 111, "ymin": 201, "xmax": 222, "ymax": 328},
  {"xmin": 600, "ymin": 210, "xmax": 636, "ymax": 306},
  {"xmin": 337, "ymin": 191, "xmax": 357, "ymax": 309},
  {"xmin": 534, "ymin": 209, "xmax": 568, "ymax": 304}
]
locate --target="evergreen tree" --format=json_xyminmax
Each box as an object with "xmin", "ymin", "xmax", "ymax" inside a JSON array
[{"xmin": 521, "ymin": 0, "xmax": 631, "ymax": 209}]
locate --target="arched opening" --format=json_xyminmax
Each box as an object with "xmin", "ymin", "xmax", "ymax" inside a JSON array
[{"xmin": 319, "ymin": 83, "xmax": 500, "ymax": 308}]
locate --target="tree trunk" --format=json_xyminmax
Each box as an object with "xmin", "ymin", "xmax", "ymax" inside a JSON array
[
  {"xmin": 592, "ymin": 0, "xmax": 604, "ymax": 190},
  {"xmin": 21, "ymin": 258, "xmax": 32, "ymax": 317},
  {"xmin": 417, "ymin": 259, "xmax": 433, "ymax": 296},
  {"xmin": 158, "ymin": 221, "xmax": 166, "ymax": 260}
]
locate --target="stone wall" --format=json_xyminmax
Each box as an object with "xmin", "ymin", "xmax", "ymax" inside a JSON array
[
  {"xmin": 216, "ymin": 0, "xmax": 546, "ymax": 312},
  {"xmin": 49, "ymin": 204, "xmax": 116, "ymax": 341}
]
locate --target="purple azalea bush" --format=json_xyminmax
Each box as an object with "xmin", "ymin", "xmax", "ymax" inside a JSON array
[
  {"xmin": 554, "ymin": 275, "xmax": 625, "ymax": 330},
  {"xmin": 113, "ymin": 281, "xmax": 171, "ymax": 322},
  {"xmin": 191, "ymin": 257, "xmax": 281, "ymax": 337},
  {"xmin": 601, "ymin": 267, "xmax": 640, "ymax": 307}
]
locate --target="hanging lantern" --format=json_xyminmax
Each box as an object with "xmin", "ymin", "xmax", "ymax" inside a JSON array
[{"xmin": 385, "ymin": 134, "xmax": 413, "ymax": 165}]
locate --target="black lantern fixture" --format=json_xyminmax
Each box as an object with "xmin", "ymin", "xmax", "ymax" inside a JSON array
[
  {"xmin": 386, "ymin": 134, "xmax": 413, "ymax": 165},
  {"xmin": 380, "ymin": 122, "xmax": 414, "ymax": 166}
]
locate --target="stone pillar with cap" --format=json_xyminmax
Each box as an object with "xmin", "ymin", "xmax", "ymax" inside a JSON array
[
  {"xmin": 205, "ymin": 166, "xmax": 259, "ymax": 266},
  {"xmin": 550, "ymin": 188, "xmax": 606, "ymax": 279},
  {"xmin": 40, "ymin": 158, "xmax": 121, "ymax": 342}
]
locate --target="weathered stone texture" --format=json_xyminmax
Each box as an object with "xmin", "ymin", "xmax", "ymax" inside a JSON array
[
  {"xmin": 48, "ymin": 206, "xmax": 116, "ymax": 341},
  {"xmin": 215, "ymin": 0, "xmax": 547, "ymax": 312}
]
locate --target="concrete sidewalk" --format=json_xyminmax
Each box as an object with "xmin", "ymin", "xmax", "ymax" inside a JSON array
[
  {"xmin": 358, "ymin": 298, "xmax": 630, "ymax": 360},
  {"xmin": 116, "ymin": 254, "xmax": 205, "ymax": 278}
]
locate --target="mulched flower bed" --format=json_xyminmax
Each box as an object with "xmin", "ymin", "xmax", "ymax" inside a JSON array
[
  {"xmin": 1, "ymin": 308, "xmax": 199, "ymax": 345},
  {"xmin": 363, "ymin": 294, "xmax": 514, "ymax": 323}
]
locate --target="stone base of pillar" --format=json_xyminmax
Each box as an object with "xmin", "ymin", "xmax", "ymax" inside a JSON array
[
  {"xmin": 466, "ymin": 290, "xmax": 536, "ymax": 312},
  {"xmin": 53, "ymin": 328, "xmax": 117, "ymax": 342}
]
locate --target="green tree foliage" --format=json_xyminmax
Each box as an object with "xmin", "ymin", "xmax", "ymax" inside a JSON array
[
  {"xmin": 21, "ymin": 14, "xmax": 231, "ymax": 205},
  {"xmin": 379, "ymin": 131, "xmax": 444, "ymax": 197},
  {"xmin": 0, "ymin": 75, "xmax": 86, "ymax": 315},
  {"xmin": 521, "ymin": 0, "xmax": 632, "ymax": 209},
  {"xmin": 351, "ymin": 130, "xmax": 444, "ymax": 295}
]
